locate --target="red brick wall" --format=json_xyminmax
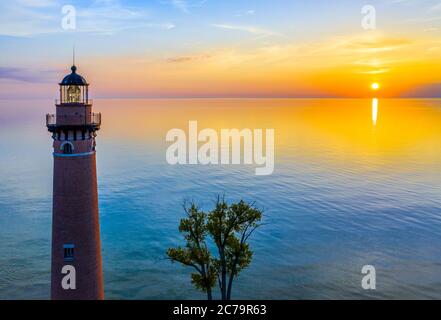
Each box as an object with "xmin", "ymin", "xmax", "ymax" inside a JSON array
[
  {"xmin": 53, "ymin": 139, "xmax": 94, "ymax": 154},
  {"xmin": 51, "ymin": 153, "xmax": 104, "ymax": 300},
  {"xmin": 56, "ymin": 105, "xmax": 92, "ymax": 126}
]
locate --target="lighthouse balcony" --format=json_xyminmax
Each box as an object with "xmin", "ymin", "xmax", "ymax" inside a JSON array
[
  {"xmin": 46, "ymin": 112, "xmax": 101, "ymax": 132},
  {"xmin": 55, "ymin": 99, "xmax": 93, "ymax": 106}
]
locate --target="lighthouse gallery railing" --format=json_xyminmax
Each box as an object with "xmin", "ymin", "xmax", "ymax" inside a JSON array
[{"xmin": 46, "ymin": 113, "xmax": 101, "ymax": 127}]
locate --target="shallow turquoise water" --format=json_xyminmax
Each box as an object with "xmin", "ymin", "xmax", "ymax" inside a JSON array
[{"xmin": 1, "ymin": 98, "xmax": 441, "ymax": 299}]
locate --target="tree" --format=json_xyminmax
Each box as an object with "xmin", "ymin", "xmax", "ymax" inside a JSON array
[
  {"xmin": 167, "ymin": 203, "xmax": 216, "ymax": 300},
  {"xmin": 167, "ymin": 196, "xmax": 263, "ymax": 300}
]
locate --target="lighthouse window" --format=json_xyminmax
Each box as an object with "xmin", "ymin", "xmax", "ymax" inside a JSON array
[
  {"xmin": 67, "ymin": 85, "xmax": 81, "ymax": 103},
  {"xmin": 62, "ymin": 143, "xmax": 73, "ymax": 154},
  {"xmin": 63, "ymin": 244, "xmax": 75, "ymax": 261}
]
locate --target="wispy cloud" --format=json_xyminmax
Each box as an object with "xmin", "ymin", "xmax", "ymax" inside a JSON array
[
  {"xmin": 72, "ymin": 0, "xmax": 175, "ymax": 35},
  {"xmin": 16, "ymin": 0, "xmax": 58, "ymax": 8},
  {"xmin": 235, "ymin": 9, "xmax": 255, "ymax": 17},
  {"xmin": 358, "ymin": 68, "xmax": 391, "ymax": 75},
  {"xmin": 165, "ymin": 54, "xmax": 212, "ymax": 63},
  {"xmin": 165, "ymin": 0, "xmax": 207, "ymax": 13},
  {"xmin": 401, "ymin": 83, "xmax": 441, "ymax": 97},
  {"xmin": 212, "ymin": 24, "xmax": 279, "ymax": 37},
  {"xmin": 0, "ymin": 0, "xmax": 174, "ymax": 37},
  {"xmin": 0, "ymin": 67, "xmax": 59, "ymax": 82},
  {"xmin": 431, "ymin": 2, "xmax": 441, "ymax": 11},
  {"xmin": 157, "ymin": 31, "xmax": 435, "ymax": 79}
]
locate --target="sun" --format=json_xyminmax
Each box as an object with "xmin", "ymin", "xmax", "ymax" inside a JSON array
[{"xmin": 371, "ymin": 82, "xmax": 380, "ymax": 90}]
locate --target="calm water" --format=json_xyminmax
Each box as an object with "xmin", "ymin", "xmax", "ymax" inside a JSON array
[{"xmin": 1, "ymin": 98, "xmax": 441, "ymax": 300}]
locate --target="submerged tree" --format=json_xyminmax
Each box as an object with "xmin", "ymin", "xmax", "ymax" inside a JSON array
[{"xmin": 167, "ymin": 196, "xmax": 263, "ymax": 300}]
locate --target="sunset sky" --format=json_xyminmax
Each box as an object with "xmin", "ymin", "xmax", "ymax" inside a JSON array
[{"xmin": 1, "ymin": 0, "xmax": 441, "ymax": 98}]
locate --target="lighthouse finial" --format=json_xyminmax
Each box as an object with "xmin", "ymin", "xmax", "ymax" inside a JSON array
[{"xmin": 71, "ymin": 46, "xmax": 77, "ymax": 73}]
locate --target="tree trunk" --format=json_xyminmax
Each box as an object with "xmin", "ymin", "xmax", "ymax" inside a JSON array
[
  {"xmin": 220, "ymin": 251, "xmax": 227, "ymax": 300},
  {"xmin": 201, "ymin": 264, "xmax": 213, "ymax": 301},
  {"xmin": 227, "ymin": 252, "xmax": 240, "ymax": 300},
  {"xmin": 226, "ymin": 274, "xmax": 234, "ymax": 300}
]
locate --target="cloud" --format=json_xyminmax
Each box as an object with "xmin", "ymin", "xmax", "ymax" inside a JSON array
[
  {"xmin": 165, "ymin": 0, "xmax": 207, "ymax": 13},
  {"xmin": 357, "ymin": 68, "xmax": 391, "ymax": 75},
  {"xmin": 235, "ymin": 9, "xmax": 255, "ymax": 17},
  {"xmin": 0, "ymin": 0, "xmax": 174, "ymax": 37},
  {"xmin": 156, "ymin": 31, "xmax": 437, "ymax": 84},
  {"xmin": 424, "ymin": 27, "xmax": 439, "ymax": 31},
  {"xmin": 304, "ymin": 32, "xmax": 415, "ymax": 59},
  {"xmin": 431, "ymin": 2, "xmax": 441, "ymax": 11},
  {"xmin": 16, "ymin": 0, "xmax": 58, "ymax": 8},
  {"xmin": 401, "ymin": 83, "xmax": 441, "ymax": 97},
  {"xmin": 165, "ymin": 54, "xmax": 212, "ymax": 63},
  {"xmin": 70, "ymin": 0, "xmax": 176, "ymax": 35},
  {"xmin": 212, "ymin": 24, "xmax": 279, "ymax": 37},
  {"xmin": 0, "ymin": 67, "xmax": 58, "ymax": 82}
]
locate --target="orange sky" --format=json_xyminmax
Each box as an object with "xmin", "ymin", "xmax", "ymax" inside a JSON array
[{"xmin": 71, "ymin": 31, "xmax": 441, "ymax": 98}]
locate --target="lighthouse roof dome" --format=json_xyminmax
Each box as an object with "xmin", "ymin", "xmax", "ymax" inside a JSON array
[{"xmin": 60, "ymin": 65, "xmax": 88, "ymax": 86}]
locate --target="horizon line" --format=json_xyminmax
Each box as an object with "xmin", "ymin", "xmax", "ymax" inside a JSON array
[{"xmin": 1, "ymin": 96, "xmax": 441, "ymax": 101}]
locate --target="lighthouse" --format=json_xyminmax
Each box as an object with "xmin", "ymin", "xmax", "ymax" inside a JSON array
[{"xmin": 46, "ymin": 64, "xmax": 104, "ymax": 300}]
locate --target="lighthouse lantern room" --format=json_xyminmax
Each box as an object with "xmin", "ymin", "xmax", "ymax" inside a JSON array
[{"xmin": 58, "ymin": 66, "xmax": 89, "ymax": 104}]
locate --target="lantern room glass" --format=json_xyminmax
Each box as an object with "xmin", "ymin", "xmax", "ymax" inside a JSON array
[{"xmin": 60, "ymin": 85, "xmax": 89, "ymax": 104}]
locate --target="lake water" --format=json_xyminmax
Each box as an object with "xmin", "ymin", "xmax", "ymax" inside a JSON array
[{"xmin": 1, "ymin": 98, "xmax": 441, "ymax": 299}]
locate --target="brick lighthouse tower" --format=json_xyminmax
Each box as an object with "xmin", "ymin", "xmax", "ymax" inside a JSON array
[{"xmin": 46, "ymin": 63, "xmax": 104, "ymax": 300}]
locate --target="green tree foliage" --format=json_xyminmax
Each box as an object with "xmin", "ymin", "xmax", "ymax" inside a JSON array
[
  {"xmin": 167, "ymin": 203, "xmax": 216, "ymax": 300},
  {"xmin": 167, "ymin": 197, "xmax": 263, "ymax": 300}
]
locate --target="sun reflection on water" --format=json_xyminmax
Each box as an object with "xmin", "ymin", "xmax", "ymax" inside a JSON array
[{"xmin": 372, "ymin": 98, "xmax": 378, "ymax": 126}]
